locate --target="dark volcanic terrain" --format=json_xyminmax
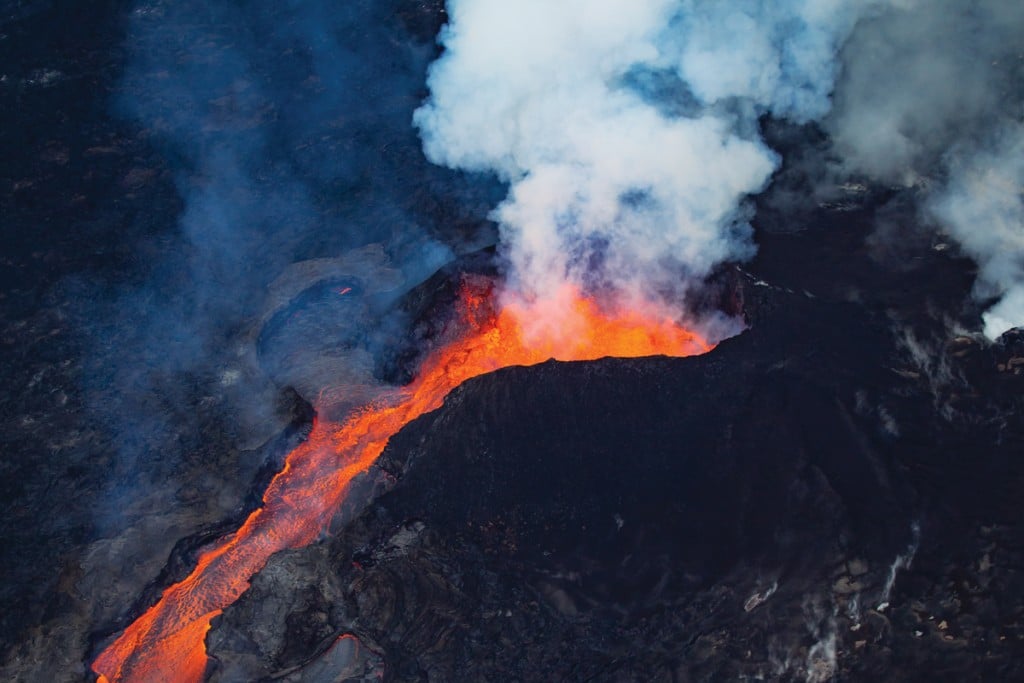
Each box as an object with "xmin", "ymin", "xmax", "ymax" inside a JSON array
[{"xmin": 201, "ymin": 264, "xmax": 1024, "ymax": 682}]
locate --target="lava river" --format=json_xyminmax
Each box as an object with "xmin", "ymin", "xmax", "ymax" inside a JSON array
[{"xmin": 92, "ymin": 280, "xmax": 713, "ymax": 682}]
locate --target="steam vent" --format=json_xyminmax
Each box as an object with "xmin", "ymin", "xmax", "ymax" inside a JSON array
[{"xmin": 2, "ymin": 2, "xmax": 1023, "ymax": 682}]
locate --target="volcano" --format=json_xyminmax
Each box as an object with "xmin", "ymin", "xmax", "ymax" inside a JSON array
[{"xmin": 2, "ymin": 2, "xmax": 1024, "ymax": 683}]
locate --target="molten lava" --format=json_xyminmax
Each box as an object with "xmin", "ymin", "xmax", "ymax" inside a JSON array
[{"xmin": 92, "ymin": 280, "xmax": 712, "ymax": 682}]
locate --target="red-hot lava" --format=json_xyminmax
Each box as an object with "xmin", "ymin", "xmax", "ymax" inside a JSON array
[{"xmin": 92, "ymin": 279, "xmax": 713, "ymax": 682}]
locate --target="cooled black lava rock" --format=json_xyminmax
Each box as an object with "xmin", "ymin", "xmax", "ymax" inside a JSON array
[{"xmin": 205, "ymin": 280, "xmax": 1024, "ymax": 682}]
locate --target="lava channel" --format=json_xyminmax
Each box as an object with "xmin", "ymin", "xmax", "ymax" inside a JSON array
[{"xmin": 92, "ymin": 279, "xmax": 713, "ymax": 682}]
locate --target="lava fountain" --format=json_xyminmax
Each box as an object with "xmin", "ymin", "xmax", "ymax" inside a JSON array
[{"xmin": 92, "ymin": 277, "xmax": 713, "ymax": 682}]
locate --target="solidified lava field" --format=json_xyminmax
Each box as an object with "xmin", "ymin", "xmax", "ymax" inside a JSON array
[{"xmin": 1, "ymin": 2, "xmax": 1023, "ymax": 682}]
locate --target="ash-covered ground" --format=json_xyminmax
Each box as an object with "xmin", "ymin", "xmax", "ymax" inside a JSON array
[{"xmin": 1, "ymin": 2, "xmax": 1023, "ymax": 682}]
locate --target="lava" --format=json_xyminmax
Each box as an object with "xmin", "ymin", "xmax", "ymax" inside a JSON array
[{"xmin": 91, "ymin": 279, "xmax": 713, "ymax": 682}]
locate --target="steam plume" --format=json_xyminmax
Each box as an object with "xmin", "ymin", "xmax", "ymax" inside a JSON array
[
  {"xmin": 417, "ymin": 0, "xmax": 1024, "ymax": 340},
  {"xmin": 415, "ymin": 0, "xmax": 887, "ymax": 337}
]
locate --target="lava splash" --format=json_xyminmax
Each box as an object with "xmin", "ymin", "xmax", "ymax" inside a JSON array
[{"xmin": 92, "ymin": 279, "xmax": 713, "ymax": 682}]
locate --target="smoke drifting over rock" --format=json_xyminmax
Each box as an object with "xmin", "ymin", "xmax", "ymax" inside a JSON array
[
  {"xmin": 416, "ymin": 0, "xmax": 1024, "ymax": 339},
  {"xmin": 825, "ymin": 1, "xmax": 1024, "ymax": 338},
  {"xmin": 927, "ymin": 124, "xmax": 1024, "ymax": 339}
]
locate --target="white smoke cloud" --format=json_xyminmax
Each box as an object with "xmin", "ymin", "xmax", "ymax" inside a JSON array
[
  {"xmin": 801, "ymin": 593, "xmax": 838, "ymax": 683},
  {"xmin": 417, "ymin": 0, "xmax": 1023, "ymax": 340},
  {"xmin": 415, "ymin": 0, "xmax": 891, "ymax": 337},
  {"xmin": 664, "ymin": 0, "xmax": 891, "ymax": 121},
  {"xmin": 827, "ymin": 1, "xmax": 1024, "ymax": 185}
]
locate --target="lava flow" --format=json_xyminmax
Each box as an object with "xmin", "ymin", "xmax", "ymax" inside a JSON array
[{"xmin": 92, "ymin": 279, "xmax": 713, "ymax": 682}]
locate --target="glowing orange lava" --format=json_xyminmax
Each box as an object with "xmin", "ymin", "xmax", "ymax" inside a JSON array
[{"xmin": 92, "ymin": 280, "xmax": 712, "ymax": 682}]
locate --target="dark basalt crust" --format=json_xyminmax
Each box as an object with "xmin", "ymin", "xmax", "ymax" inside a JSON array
[{"xmin": 206, "ymin": 275, "xmax": 1024, "ymax": 681}]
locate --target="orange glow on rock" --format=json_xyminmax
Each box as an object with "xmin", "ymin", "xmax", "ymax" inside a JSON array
[{"xmin": 91, "ymin": 279, "xmax": 712, "ymax": 682}]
